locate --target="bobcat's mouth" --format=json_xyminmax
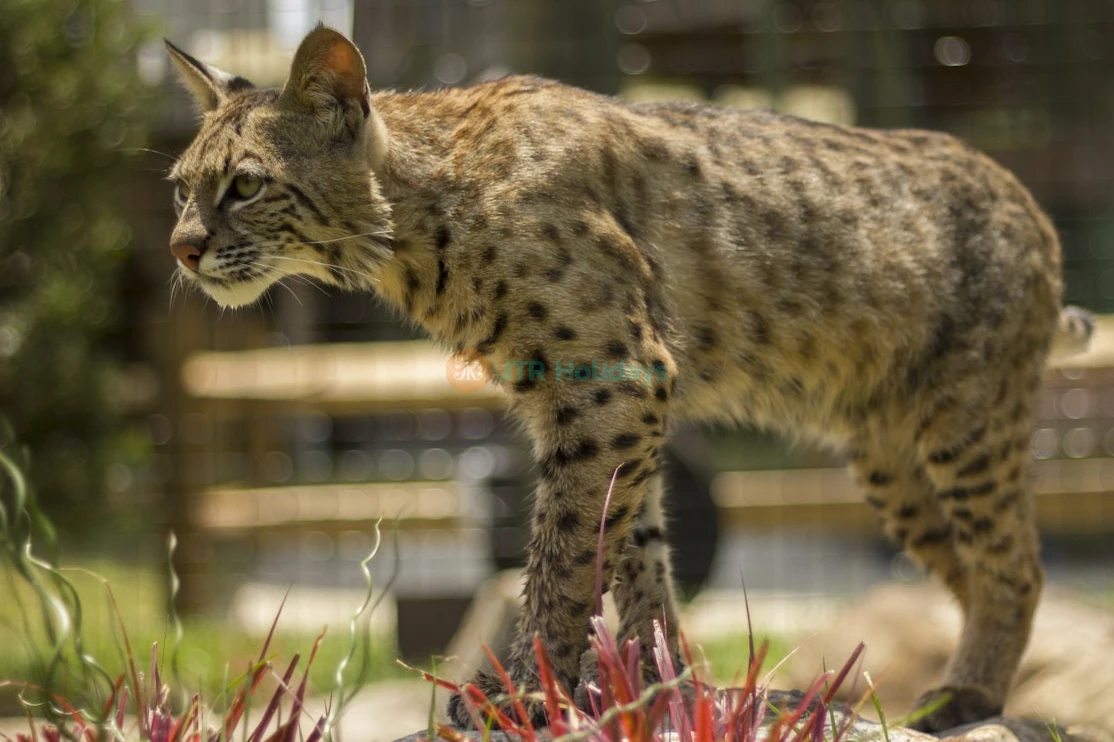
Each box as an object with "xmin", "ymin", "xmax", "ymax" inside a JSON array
[{"xmin": 178, "ymin": 262, "xmax": 277, "ymax": 309}]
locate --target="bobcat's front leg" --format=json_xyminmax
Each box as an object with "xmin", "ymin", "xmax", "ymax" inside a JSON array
[{"xmin": 448, "ymin": 356, "xmax": 672, "ymax": 728}]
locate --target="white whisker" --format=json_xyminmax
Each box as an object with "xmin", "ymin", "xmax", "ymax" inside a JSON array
[
  {"xmin": 242, "ymin": 229, "xmax": 392, "ymax": 253},
  {"xmin": 281, "ymin": 272, "xmax": 331, "ymax": 298},
  {"xmin": 118, "ymin": 147, "xmax": 178, "ymax": 162},
  {"xmin": 267, "ymin": 255, "xmax": 371, "ymax": 279},
  {"xmin": 273, "ymin": 279, "xmax": 303, "ymax": 307},
  {"xmin": 299, "ymin": 229, "xmax": 393, "ymax": 246},
  {"xmin": 168, "ymin": 269, "xmax": 192, "ymax": 312},
  {"xmin": 246, "ymin": 262, "xmax": 310, "ymax": 306}
]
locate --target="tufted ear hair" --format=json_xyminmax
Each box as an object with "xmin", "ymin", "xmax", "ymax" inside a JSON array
[
  {"xmin": 279, "ymin": 24, "xmax": 372, "ymax": 134},
  {"xmin": 165, "ymin": 38, "xmax": 254, "ymax": 113}
]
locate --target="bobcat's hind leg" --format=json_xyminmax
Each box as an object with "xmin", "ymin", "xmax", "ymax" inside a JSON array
[
  {"xmin": 850, "ymin": 423, "xmax": 969, "ymax": 612},
  {"xmin": 905, "ymin": 381, "xmax": 1044, "ymax": 732}
]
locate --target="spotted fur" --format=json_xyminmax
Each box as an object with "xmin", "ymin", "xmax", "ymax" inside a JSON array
[{"xmin": 166, "ymin": 26, "xmax": 1091, "ymax": 732}]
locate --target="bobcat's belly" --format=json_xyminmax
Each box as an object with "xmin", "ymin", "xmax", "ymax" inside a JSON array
[{"xmin": 669, "ymin": 326, "xmax": 882, "ymax": 446}]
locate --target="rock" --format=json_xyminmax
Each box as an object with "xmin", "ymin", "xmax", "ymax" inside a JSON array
[
  {"xmin": 439, "ymin": 569, "xmax": 621, "ymax": 687},
  {"xmin": 403, "ymin": 577, "xmax": 1113, "ymax": 741},
  {"xmin": 777, "ymin": 581, "xmax": 1114, "ymax": 739},
  {"xmin": 438, "ymin": 570, "xmax": 524, "ymax": 687},
  {"xmin": 330, "ymin": 679, "xmax": 449, "ymax": 742}
]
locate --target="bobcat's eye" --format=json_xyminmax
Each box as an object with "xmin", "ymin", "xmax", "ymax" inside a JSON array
[
  {"xmin": 173, "ymin": 182, "xmax": 189, "ymax": 207},
  {"xmin": 232, "ymin": 173, "xmax": 263, "ymax": 200}
]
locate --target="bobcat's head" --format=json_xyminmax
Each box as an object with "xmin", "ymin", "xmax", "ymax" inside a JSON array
[{"xmin": 166, "ymin": 26, "xmax": 393, "ymax": 308}]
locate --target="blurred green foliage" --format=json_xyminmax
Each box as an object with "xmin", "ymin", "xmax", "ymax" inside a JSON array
[{"xmin": 0, "ymin": 0, "xmax": 155, "ymax": 535}]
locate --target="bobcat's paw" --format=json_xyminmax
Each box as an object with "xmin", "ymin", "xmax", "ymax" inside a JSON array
[
  {"xmin": 908, "ymin": 685, "xmax": 1002, "ymax": 734},
  {"xmin": 447, "ymin": 670, "xmax": 551, "ymax": 730},
  {"xmin": 573, "ymin": 647, "xmax": 693, "ymax": 714},
  {"xmin": 572, "ymin": 648, "xmax": 599, "ymax": 712}
]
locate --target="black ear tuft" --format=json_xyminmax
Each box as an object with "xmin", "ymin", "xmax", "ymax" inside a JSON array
[{"xmin": 165, "ymin": 38, "xmax": 254, "ymax": 113}]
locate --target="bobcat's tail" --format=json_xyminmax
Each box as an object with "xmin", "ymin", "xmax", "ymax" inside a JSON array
[{"xmin": 1049, "ymin": 305, "xmax": 1095, "ymax": 362}]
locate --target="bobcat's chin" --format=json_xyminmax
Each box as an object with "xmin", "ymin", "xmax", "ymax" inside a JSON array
[{"xmin": 191, "ymin": 271, "xmax": 275, "ymax": 309}]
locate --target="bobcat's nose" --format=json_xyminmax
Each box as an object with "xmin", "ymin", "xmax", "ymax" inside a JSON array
[{"xmin": 171, "ymin": 242, "xmax": 205, "ymax": 271}]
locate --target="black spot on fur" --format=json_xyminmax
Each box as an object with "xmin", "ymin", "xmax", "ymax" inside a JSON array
[
  {"xmin": 553, "ymin": 560, "xmax": 575, "ymax": 580},
  {"xmin": 556, "ymin": 406, "xmax": 579, "ymax": 425},
  {"xmin": 403, "ymin": 266, "xmax": 421, "ymax": 312},
  {"xmin": 631, "ymin": 467, "xmax": 654, "ymax": 487},
  {"xmin": 476, "ymin": 312, "xmax": 508, "ymax": 354},
  {"xmin": 928, "ymin": 447, "xmax": 961, "ymax": 465},
  {"xmin": 527, "ymin": 301, "xmax": 549, "ymax": 320},
  {"xmin": 615, "ymin": 459, "xmax": 641, "ymax": 478},
  {"xmin": 621, "ymin": 382, "xmax": 649, "ymax": 399},
  {"xmin": 594, "ymin": 388, "xmax": 612, "ymax": 406},
  {"xmin": 696, "ymin": 326, "xmax": 716, "ymax": 350},
  {"xmin": 604, "ymin": 504, "xmax": 630, "ymax": 528},
  {"xmin": 612, "ymin": 432, "xmax": 641, "ymax": 450},
  {"xmin": 911, "ymin": 527, "xmax": 953, "ymax": 549},
  {"xmin": 972, "ymin": 517, "xmax": 994, "ymax": 534},
  {"xmin": 435, "ymin": 225, "xmax": 451, "ymax": 250},
  {"xmin": 868, "ymin": 471, "xmax": 893, "ymax": 486},
  {"xmin": 751, "ymin": 313, "xmax": 771, "ymax": 346},
  {"xmin": 435, "ymin": 258, "xmax": 449, "ymax": 296},
  {"xmin": 544, "ymin": 439, "xmax": 600, "ymax": 472},
  {"xmin": 968, "ymin": 480, "xmax": 997, "ymax": 497},
  {"xmin": 556, "ymin": 326, "xmax": 578, "ymax": 341},
  {"xmin": 994, "ymin": 490, "xmax": 1021, "ymax": 513},
  {"xmin": 632, "ymin": 526, "xmax": 664, "ymax": 548},
  {"xmin": 557, "ymin": 510, "xmax": 581, "ymax": 532},
  {"xmin": 957, "ymin": 453, "xmax": 991, "ymax": 478},
  {"xmin": 896, "ymin": 504, "xmax": 919, "ymax": 519}
]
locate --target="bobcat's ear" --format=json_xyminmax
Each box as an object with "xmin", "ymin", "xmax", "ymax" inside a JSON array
[
  {"xmin": 280, "ymin": 25, "xmax": 372, "ymax": 129},
  {"xmin": 165, "ymin": 39, "xmax": 254, "ymax": 113}
]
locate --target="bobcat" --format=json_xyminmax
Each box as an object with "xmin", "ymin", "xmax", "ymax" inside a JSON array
[{"xmin": 165, "ymin": 25, "xmax": 1092, "ymax": 732}]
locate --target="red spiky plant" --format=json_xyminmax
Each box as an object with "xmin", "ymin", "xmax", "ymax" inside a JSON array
[
  {"xmin": 3, "ymin": 605, "xmax": 328, "ymax": 742},
  {"xmin": 416, "ymin": 618, "xmax": 866, "ymax": 742}
]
